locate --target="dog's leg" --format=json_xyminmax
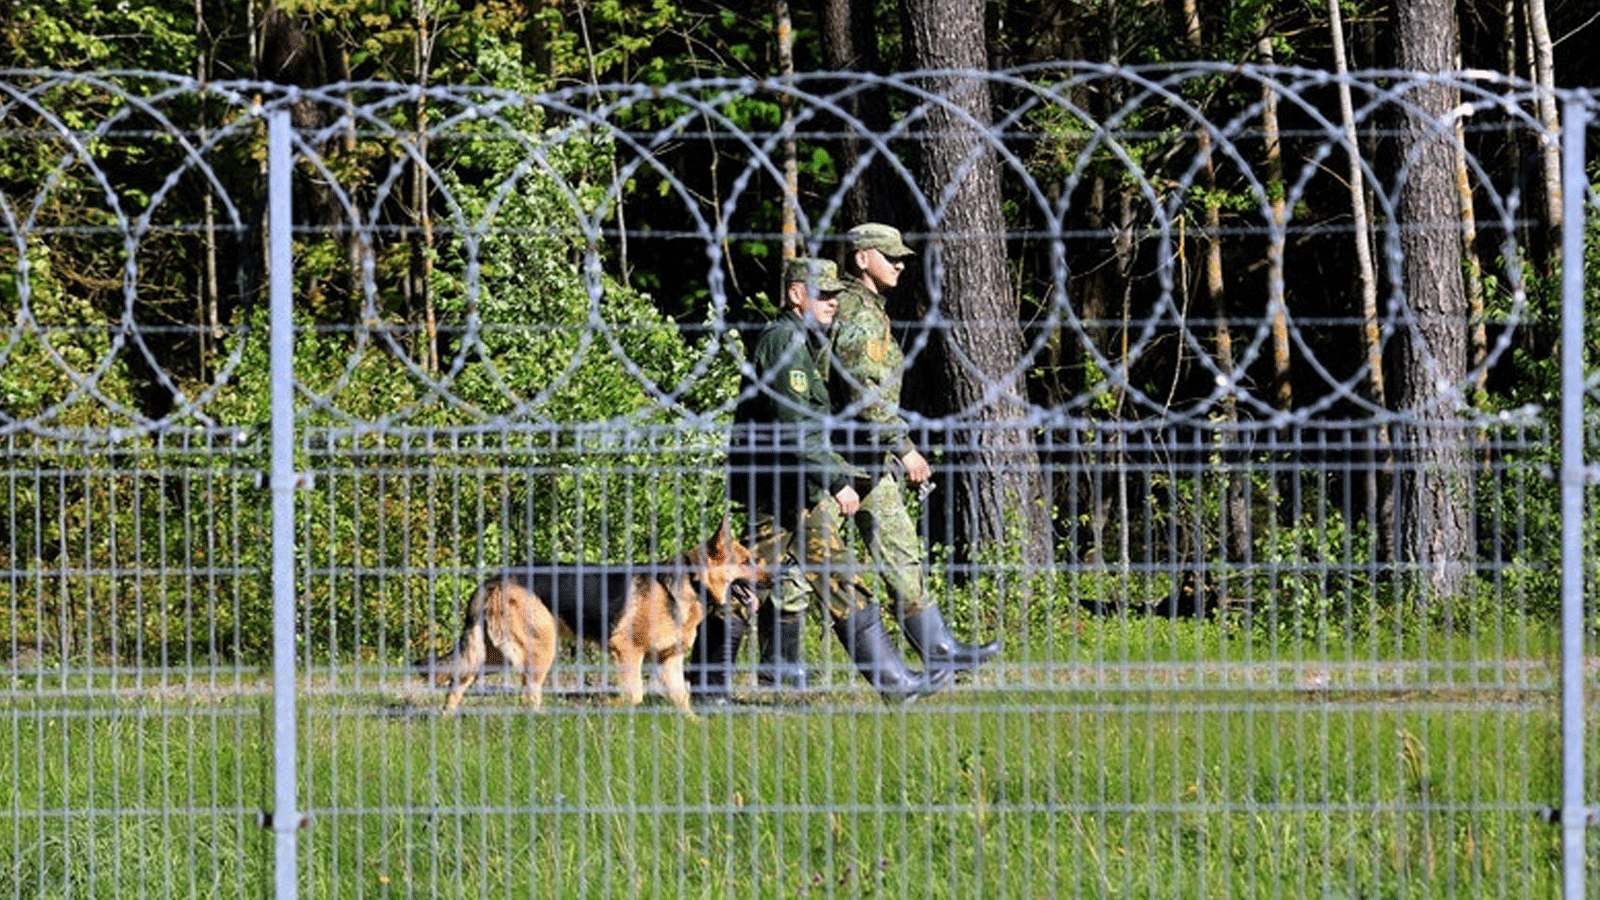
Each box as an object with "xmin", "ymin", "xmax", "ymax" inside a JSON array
[
  {"xmin": 609, "ymin": 638, "xmax": 647, "ymax": 706},
  {"xmin": 440, "ymin": 581, "xmax": 497, "ymax": 714},
  {"xmin": 443, "ymin": 670, "xmax": 477, "ymax": 712},
  {"xmin": 443, "ymin": 635, "xmax": 488, "ymax": 714},
  {"xmin": 522, "ymin": 662, "xmax": 549, "ymax": 709},
  {"xmin": 517, "ymin": 668, "xmax": 541, "ymax": 708},
  {"xmin": 658, "ymin": 648, "xmax": 697, "ymax": 716},
  {"xmin": 523, "ymin": 603, "xmax": 558, "ymax": 709}
]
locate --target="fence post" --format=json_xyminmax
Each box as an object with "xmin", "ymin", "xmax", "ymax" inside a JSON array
[
  {"xmin": 1558, "ymin": 91, "xmax": 1590, "ymax": 900},
  {"xmin": 267, "ymin": 102, "xmax": 300, "ymax": 900}
]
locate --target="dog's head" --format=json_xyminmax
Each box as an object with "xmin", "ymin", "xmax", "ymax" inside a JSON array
[{"xmin": 693, "ymin": 519, "xmax": 772, "ymax": 620}]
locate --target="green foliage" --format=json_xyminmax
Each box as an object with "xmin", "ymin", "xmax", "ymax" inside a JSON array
[
  {"xmin": 0, "ymin": 259, "xmax": 138, "ymax": 426},
  {"xmin": 529, "ymin": 0, "xmax": 688, "ymax": 84},
  {"xmin": 1469, "ymin": 181, "xmax": 1600, "ymax": 629},
  {"xmin": 1247, "ymin": 504, "xmax": 1377, "ymax": 643},
  {"xmin": 174, "ymin": 99, "xmax": 746, "ymax": 660},
  {"xmin": 1480, "ymin": 180, "xmax": 1600, "ymax": 414},
  {"xmin": 0, "ymin": 38, "xmax": 755, "ymax": 663},
  {"xmin": 0, "ymin": 434, "xmax": 273, "ymax": 666},
  {"xmin": 1040, "ymin": 438, "xmax": 1569, "ymax": 653},
  {"xmin": 431, "ymin": 110, "xmax": 740, "ymax": 422},
  {"xmin": 274, "ymin": 0, "xmax": 531, "ymax": 86},
  {"xmin": 2, "ymin": 5, "xmax": 1596, "ymax": 667},
  {"xmin": 0, "ymin": 0, "xmax": 199, "ymax": 70}
]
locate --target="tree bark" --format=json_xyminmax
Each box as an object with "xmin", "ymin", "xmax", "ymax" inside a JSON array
[
  {"xmin": 1329, "ymin": 0, "xmax": 1395, "ymax": 563},
  {"xmin": 196, "ymin": 0, "xmax": 220, "ymax": 368},
  {"xmin": 1187, "ymin": 0, "xmax": 1248, "ymax": 606},
  {"xmin": 816, "ymin": 0, "xmax": 897, "ymax": 227},
  {"xmin": 1527, "ymin": 0, "xmax": 1562, "ymax": 258},
  {"xmin": 776, "ymin": 0, "xmax": 798, "ymax": 258},
  {"xmin": 1330, "ymin": 1, "xmax": 1384, "ymax": 413},
  {"xmin": 1452, "ymin": 51, "xmax": 1486, "ymax": 391},
  {"xmin": 898, "ymin": 0, "xmax": 1051, "ymax": 566},
  {"xmin": 412, "ymin": 0, "xmax": 437, "ymax": 374},
  {"xmin": 1257, "ymin": 38, "xmax": 1293, "ymax": 416},
  {"xmin": 1393, "ymin": 0, "xmax": 1473, "ymax": 604}
]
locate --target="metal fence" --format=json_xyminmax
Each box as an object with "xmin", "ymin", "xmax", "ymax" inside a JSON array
[{"xmin": 1, "ymin": 65, "xmax": 1597, "ymax": 898}]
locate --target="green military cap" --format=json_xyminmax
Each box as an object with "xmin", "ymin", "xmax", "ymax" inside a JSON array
[
  {"xmin": 783, "ymin": 256, "xmax": 848, "ymax": 292},
  {"xmin": 846, "ymin": 222, "xmax": 915, "ymax": 257}
]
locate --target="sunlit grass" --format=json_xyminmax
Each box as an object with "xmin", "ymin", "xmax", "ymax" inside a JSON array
[{"xmin": 1, "ymin": 615, "xmax": 1578, "ymax": 898}]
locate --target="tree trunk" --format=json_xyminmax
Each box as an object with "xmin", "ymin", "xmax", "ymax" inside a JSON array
[
  {"xmin": 1393, "ymin": 0, "xmax": 1473, "ymax": 604},
  {"xmin": 412, "ymin": 0, "xmax": 437, "ymax": 374},
  {"xmin": 1187, "ymin": 0, "xmax": 1248, "ymax": 606},
  {"xmin": 899, "ymin": 0, "xmax": 1051, "ymax": 566},
  {"xmin": 1452, "ymin": 53, "xmax": 1486, "ymax": 391},
  {"xmin": 1257, "ymin": 38, "xmax": 1293, "ymax": 416},
  {"xmin": 1329, "ymin": 0, "xmax": 1394, "ymax": 563},
  {"xmin": 196, "ymin": 0, "xmax": 220, "ymax": 368},
  {"xmin": 776, "ymin": 0, "xmax": 798, "ymax": 258},
  {"xmin": 816, "ymin": 0, "xmax": 897, "ymax": 227},
  {"xmin": 1527, "ymin": 0, "xmax": 1562, "ymax": 260},
  {"xmin": 1079, "ymin": 172, "xmax": 1130, "ymax": 569}
]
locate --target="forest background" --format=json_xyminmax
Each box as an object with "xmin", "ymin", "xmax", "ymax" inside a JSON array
[{"xmin": 3, "ymin": 0, "xmax": 1600, "ymax": 663}]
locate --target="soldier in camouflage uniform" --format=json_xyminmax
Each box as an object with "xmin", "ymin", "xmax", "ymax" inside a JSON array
[
  {"xmin": 822, "ymin": 223, "xmax": 1001, "ymax": 676},
  {"xmin": 689, "ymin": 257, "xmax": 952, "ymax": 705}
]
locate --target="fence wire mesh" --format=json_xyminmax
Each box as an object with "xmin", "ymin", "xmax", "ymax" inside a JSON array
[{"xmin": 2, "ymin": 65, "xmax": 1597, "ymax": 898}]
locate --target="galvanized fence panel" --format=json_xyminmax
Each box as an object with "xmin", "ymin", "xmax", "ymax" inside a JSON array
[{"xmin": 1, "ymin": 66, "xmax": 1595, "ymax": 898}]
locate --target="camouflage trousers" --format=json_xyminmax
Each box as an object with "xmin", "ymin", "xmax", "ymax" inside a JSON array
[
  {"xmin": 753, "ymin": 470, "xmax": 928, "ymax": 621},
  {"xmin": 750, "ymin": 497, "xmax": 874, "ymax": 621},
  {"xmin": 852, "ymin": 470, "xmax": 930, "ymax": 620}
]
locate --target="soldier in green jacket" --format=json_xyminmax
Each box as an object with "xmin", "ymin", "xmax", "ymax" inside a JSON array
[
  {"xmin": 689, "ymin": 257, "xmax": 952, "ymax": 705},
  {"xmin": 822, "ymin": 223, "xmax": 1001, "ymax": 677}
]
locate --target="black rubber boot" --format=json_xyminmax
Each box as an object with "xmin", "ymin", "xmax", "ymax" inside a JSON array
[
  {"xmin": 832, "ymin": 606, "xmax": 952, "ymax": 703},
  {"xmin": 900, "ymin": 604, "xmax": 1001, "ymax": 675},
  {"xmin": 755, "ymin": 600, "xmax": 811, "ymax": 689},
  {"xmin": 688, "ymin": 614, "xmax": 747, "ymax": 707}
]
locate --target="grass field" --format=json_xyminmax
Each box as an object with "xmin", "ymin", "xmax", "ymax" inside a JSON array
[{"xmin": 1, "ymin": 617, "xmax": 1579, "ymax": 898}]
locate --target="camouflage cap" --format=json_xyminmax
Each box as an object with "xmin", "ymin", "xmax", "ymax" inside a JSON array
[
  {"xmin": 846, "ymin": 223, "xmax": 915, "ymax": 257},
  {"xmin": 783, "ymin": 257, "xmax": 848, "ymax": 293}
]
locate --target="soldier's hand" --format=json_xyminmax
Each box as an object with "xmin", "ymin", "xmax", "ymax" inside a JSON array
[
  {"xmin": 834, "ymin": 485, "xmax": 861, "ymax": 517},
  {"xmin": 899, "ymin": 450, "xmax": 932, "ymax": 485}
]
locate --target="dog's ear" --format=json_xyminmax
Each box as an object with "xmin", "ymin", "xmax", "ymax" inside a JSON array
[{"xmin": 709, "ymin": 518, "xmax": 732, "ymax": 560}]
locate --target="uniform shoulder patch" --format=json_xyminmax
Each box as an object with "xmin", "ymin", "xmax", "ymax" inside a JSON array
[{"xmin": 787, "ymin": 369, "xmax": 809, "ymax": 394}]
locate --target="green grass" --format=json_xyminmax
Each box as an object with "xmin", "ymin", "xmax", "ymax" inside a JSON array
[{"xmin": 0, "ymin": 616, "xmax": 1581, "ymax": 898}]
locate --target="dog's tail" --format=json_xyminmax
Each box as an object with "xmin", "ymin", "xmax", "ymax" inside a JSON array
[
  {"xmin": 416, "ymin": 579, "xmax": 495, "ymax": 686},
  {"xmin": 415, "ymin": 647, "xmax": 463, "ymax": 687}
]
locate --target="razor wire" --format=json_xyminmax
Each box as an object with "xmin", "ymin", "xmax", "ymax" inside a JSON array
[{"xmin": 0, "ymin": 64, "xmax": 1584, "ymax": 437}]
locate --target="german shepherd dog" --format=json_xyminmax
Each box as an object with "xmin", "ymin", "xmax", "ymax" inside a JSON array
[{"xmin": 423, "ymin": 522, "xmax": 767, "ymax": 714}]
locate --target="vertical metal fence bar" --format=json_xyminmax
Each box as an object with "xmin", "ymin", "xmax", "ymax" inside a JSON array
[
  {"xmin": 267, "ymin": 103, "xmax": 300, "ymax": 900},
  {"xmin": 1558, "ymin": 92, "xmax": 1589, "ymax": 900}
]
